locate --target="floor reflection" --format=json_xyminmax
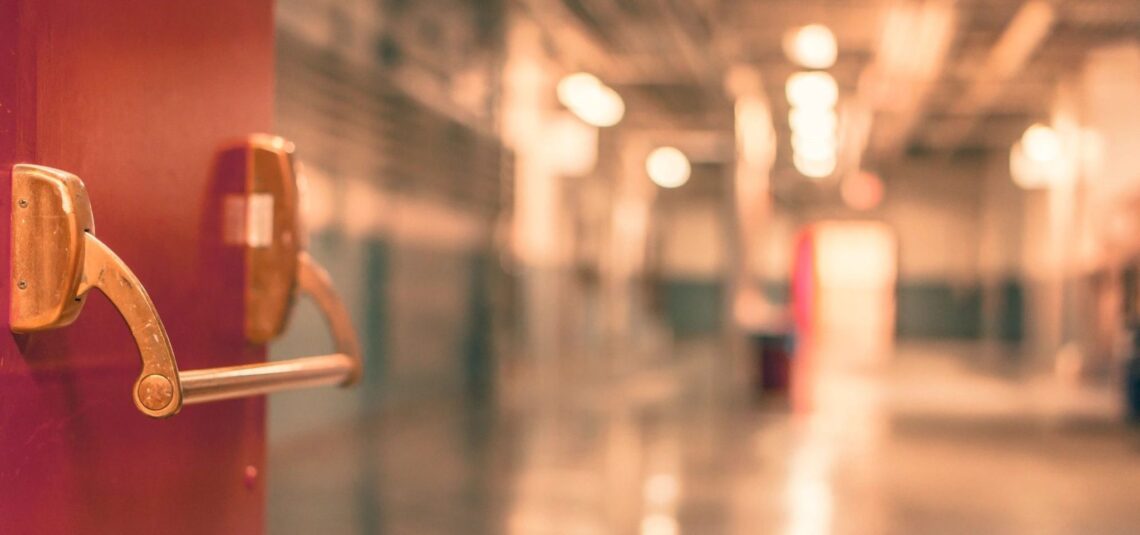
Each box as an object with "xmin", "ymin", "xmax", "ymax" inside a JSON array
[{"xmin": 269, "ymin": 340, "xmax": 1140, "ymax": 534}]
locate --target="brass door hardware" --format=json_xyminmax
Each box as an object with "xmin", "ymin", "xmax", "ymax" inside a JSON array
[{"xmin": 10, "ymin": 137, "xmax": 361, "ymax": 418}]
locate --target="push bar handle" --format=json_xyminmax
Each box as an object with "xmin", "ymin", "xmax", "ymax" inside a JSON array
[{"xmin": 82, "ymin": 235, "xmax": 360, "ymax": 418}]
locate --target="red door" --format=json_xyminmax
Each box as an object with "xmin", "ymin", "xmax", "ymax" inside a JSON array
[{"xmin": 1, "ymin": 1, "xmax": 274, "ymax": 532}]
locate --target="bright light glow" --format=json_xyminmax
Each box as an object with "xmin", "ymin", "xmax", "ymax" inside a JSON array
[
  {"xmin": 793, "ymin": 152, "xmax": 836, "ymax": 179},
  {"xmin": 786, "ymin": 73, "xmax": 840, "ymax": 180},
  {"xmin": 640, "ymin": 514, "xmax": 679, "ymax": 535},
  {"xmin": 1011, "ymin": 140, "xmax": 1072, "ymax": 189},
  {"xmin": 575, "ymin": 85, "xmax": 625, "ymax": 127},
  {"xmin": 556, "ymin": 72, "xmax": 625, "ymax": 127},
  {"xmin": 1009, "ymin": 141, "xmax": 1045, "ymax": 189},
  {"xmin": 792, "ymin": 134, "xmax": 837, "ymax": 160},
  {"xmin": 1021, "ymin": 123, "xmax": 1061, "ymax": 162},
  {"xmin": 810, "ymin": 222, "xmax": 898, "ymax": 367},
  {"xmin": 1010, "ymin": 122, "xmax": 1081, "ymax": 190},
  {"xmin": 789, "ymin": 107, "xmax": 837, "ymax": 137},
  {"xmin": 786, "ymin": 71, "xmax": 838, "ymax": 109},
  {"xmin": 788, "ymin": 104, "xmax": 839, "ymax": 179},
  {"xmin": 646, "ymin": 147, "xmax": 692, "ymax": 188},
  {"xmin": 557, "ymin": 72, "xmax": 601, "ymax": 109},
  {"xmin": 785, "ymin": 24, "xmax": 838, "ymax": 69}
]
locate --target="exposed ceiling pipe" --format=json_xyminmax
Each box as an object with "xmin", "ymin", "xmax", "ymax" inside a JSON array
[
  {"xmin": 513, "ymin": 0, "xmax": 622, "ymax": 76},
  {"xmin": 649, "ymin": 0, "xmax": 726, "ymax": 92},
  {"xmin": 861, "ymin": 0, "xmax": 958, "ymax": 159},
  {"xmin": 933, "ymin": 0, "xmax": 1057, "ymax": 148}
]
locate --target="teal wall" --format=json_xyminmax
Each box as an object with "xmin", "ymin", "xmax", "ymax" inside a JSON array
[
  {"xmin": 268, "ymin": 233, "xmax": 498, "ymax": 434},
  {"xmin": 894, "ymin": 280, "xmax": 1023, "ymax": 341},
  {"xmin": 656, "ymin": 278, "xmax": 1025, "ymax": 341},
  {"xmin": 895, "ymin": 283, "xmax": 983, "ymax": 339},
  {"xmin": 660, "ymin": 279, "xmax": 723, "ymax": 336}
]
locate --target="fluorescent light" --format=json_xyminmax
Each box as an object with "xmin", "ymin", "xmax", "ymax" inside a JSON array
[
  {"xmin": 792, "ymin": 134, "xmax": 838, "ymax": 161},
  {"xmin": 557, "ymin": 72, "xmax": 601, "ymax": 109},
  {"xmin": 786, "ymin": 71, "xmax": 838, "ymax": 109},
  {"xmin": 646, "ymin": 147, "xmax": 691, "ymax": 188},
  {"xmin": 785, "ymin": 24, "xmax": 838, "ymax": 69},
  {"xmin": 793, "ymin": 152, "xmax": 836, "ymax": 179},
  {"xmin": 557, "ymin": 72, "xmax": 625, "ymax": 127},
  {"xmin": 1021, "ymin": 123, "xmax": 1061, "ymax": 162},
  {"xmin": 789, "ymin": 107, "xmax": 838, "ymax": 137}
]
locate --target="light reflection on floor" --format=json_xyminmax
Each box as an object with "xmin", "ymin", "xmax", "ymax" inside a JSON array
[{"xmin": 268, "ymin": 340, "xmax": 1140, "ymax": 534}]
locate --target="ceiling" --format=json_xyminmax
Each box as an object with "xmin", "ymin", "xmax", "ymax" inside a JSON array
[{"xmin": 517, "ymin": 0, "xmax": 1140, "ymax": 170}]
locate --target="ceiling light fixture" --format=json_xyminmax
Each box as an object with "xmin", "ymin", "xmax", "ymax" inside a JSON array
[
  {"xmin": 793, "ymin": 152, "xmax": 836, "ymax": 179},
  {"xmin": 1021, "ymin": 123, "xmax": 1061, "ymax": 163},
  {"xmin": 646, "ymin": 147, "xmax": 692, "ymax": 188},
  {"xmin": 556, "ymin": 72, "xmax": 625, "ymax": 127},
  {"xmin": 789, "ymin": 107, "xmax": 838, "ymax": 137},
  {"xmin": 792, "ymin": 136, "xmax": 838, "ymax": 162},
  {"xmin": 786, "ymin": 71, "xmax": 839, "ymax": 109},
  {"xmin": 785, "ymin": 24, "xmax": 838, "ymax": 69}
]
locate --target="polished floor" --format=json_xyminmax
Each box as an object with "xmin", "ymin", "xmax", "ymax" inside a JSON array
[{"xmin": 267, "ymin": 340, "xmax": 1140, "ymax": 534}]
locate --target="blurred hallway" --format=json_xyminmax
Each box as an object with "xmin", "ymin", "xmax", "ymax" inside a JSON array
[
  {"xmin": 263, "ymin": 0, "xmax": 1140, "ymax": 533},
  {"xmin": 269, "ymin": 339, "xmax": 1140, "ymax": 534}
]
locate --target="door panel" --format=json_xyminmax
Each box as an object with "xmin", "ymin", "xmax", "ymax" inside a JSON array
[{"xmin": 0, "ymin": 1, "xmax": 273, "ymax": 532}]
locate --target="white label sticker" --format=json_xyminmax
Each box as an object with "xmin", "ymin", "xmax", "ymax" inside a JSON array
[
  {"xmin": 246, "ymin": 193, "xmax": 274, "ymax": 248},
  {"xmin": 222, "ymin": 195, "xmax": 248, "ymax": 245}
]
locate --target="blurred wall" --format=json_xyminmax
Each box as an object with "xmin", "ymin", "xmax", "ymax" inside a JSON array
[
  {"xmin": 654, "ymin": 199, "xmax": 727, "ymax": 336},
  {"xmin": 268, "ymin": 0, "xmax": 509, "ymax": 446},
  {"xmin": 792, "ymin": 155, "xmax": 991, "ymax": 340},
  {"xmin": 977, "ymin": 153, "xmax": 1027, "ymax": 343},
  {"xmin": 266, "ymin": 1, "xmax": 513, "ymax": 530},
  {"xmin": 1021, "ymin": 41, "xmax": 1140, "ymax": 366},
  {"xmin": 885, "ymin": 39, "xmax": 1140, "ymax": 361},
  {"xmin": 892, "ymin": 156, "xmax": 987, "ymax": 340}
]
